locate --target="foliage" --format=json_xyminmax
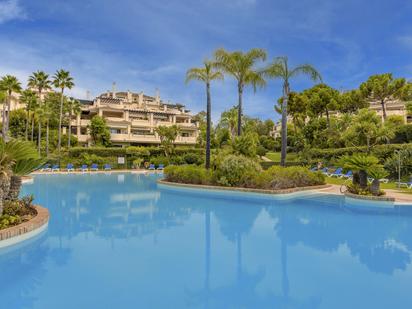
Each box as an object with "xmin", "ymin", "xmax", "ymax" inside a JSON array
[
  {"xmin": 155, "ymin": 125, "xmax": 180, "ymax": 156},
  {"xmin": 214, "ymin": 154, "xmax": 262, "ymax": 187},
  {"xmin": 232, "ymin": 132, "xmax": 259, "ymax": 157},
  {"xmin": 164, "ymin": 165, "xmax": 213, "ymax": 185},
  {"xmin": 89, "ymin": 115, "xmax": 111, "ymax": 146},
  {"xmin": 384, "ymin": 148, "xmax": 412, "ymax": 179},
  {"xmin": 254, "ymin": 166, "xmax": 325, "ymax": 190}
]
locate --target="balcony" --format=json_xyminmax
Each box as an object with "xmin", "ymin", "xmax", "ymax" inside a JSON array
[{"xmin": 110, "ymin": 133, "xmax": 197, "ymax": 144}]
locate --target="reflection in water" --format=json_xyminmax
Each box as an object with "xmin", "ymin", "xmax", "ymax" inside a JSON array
[{"xmin": 0, "ymin": 173, "xmax": 410, "ymax": 308}]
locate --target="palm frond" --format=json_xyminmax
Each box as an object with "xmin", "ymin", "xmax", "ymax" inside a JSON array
[{"xmin": 290, "ymin": 64, "xmax": 322, "ymax": 82}]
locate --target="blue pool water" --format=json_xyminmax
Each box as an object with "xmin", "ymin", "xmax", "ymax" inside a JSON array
[{"xmin": 1, "ymin": 173, "xmax": 412, "ymax": 308}]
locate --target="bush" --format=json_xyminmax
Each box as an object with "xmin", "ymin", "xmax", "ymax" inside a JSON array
[
  {"xmin": 254, "ymin": 166, "xmax": 325, "ymax": 190},
  {"xmin": 164, "ymin": 165, "xmax": 212, "ymax": 185},
  {"xmin": 183, "ymin": 152, "xmax": 203, "ymax": 165},
  {"xmin": 214, "ymin": 155, "xmax": 262, "ymax": 187}
]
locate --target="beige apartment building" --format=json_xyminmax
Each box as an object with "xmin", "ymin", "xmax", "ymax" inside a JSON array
[{"xmin": 70, "ymin": 89, "xmax": 199, "ymax": 147}]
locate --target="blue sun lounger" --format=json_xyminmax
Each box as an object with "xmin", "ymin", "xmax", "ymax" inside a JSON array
[
  {"xmin": 330, "ymin": 167, "xmax": 343, "ymax": 177},
  {"xmin": 91, "ymin": 163, "xmax": 99, "ymax": 171},
  {"xmin": 104, "ymin": 164, "xmax": 112, "ymax": 171},
  {"xmin": 80, "ymin": 164, "xmax": 88, "ymax": 172},
  {"xmin": 41, "ymin": 164, "xmax": 51, "ymax": 172},
  {"xmin": 66, "ymin": 163, "xmax": 75, "ymax": 172},
  {"xmin": 148, "ymin": 164, "xmax": 156, "ymax": 170},
  {"xmin": 157, "ymin": 164, "xmax": 164, "ymax": 170},
  {"xmin": 51, "ymin": 165, "xmax": 60, "ymax": 172}
]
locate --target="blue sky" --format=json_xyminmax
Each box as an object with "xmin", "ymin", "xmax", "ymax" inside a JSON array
[{"xmin": 1, "ymin": 0, "xmax": 412, "ymax": 121}]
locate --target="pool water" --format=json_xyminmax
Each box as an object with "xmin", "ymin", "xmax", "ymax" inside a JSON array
[{"xmin": 1, "ymin": 173, "xmax": 412, "ymax": 308}]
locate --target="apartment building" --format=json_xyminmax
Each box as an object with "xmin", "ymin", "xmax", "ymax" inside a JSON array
[{"xmin": 70, "ymin": 89, "xmax": 199, "ymax": 147}]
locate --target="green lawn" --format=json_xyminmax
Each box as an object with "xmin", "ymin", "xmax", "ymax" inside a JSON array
[
  {"xmin": 265, "ymin": 152, "xmax": 298, "ymax": 162},
  {"xmin": 325, "ymin": 176, "xmax": 412, "ymax": 194}
]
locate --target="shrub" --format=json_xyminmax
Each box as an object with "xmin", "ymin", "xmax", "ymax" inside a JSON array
[
  {"xmin": 214, "ymin": 155, "xmax": 262, "ymax": 187},
  {"xmin": 254, "ymin": 166, "xmax": 325, "ymax": 190},
  {"xmin": 164, "ymin": 165, "xmax": 212, "ymax": 185},
  {"xmin": 183, "ymin": 152, "xmax": 203, "ymax": 165}
]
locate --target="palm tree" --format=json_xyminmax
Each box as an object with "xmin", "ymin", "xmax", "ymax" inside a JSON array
[
  {"xmin": 0, "ymin": 75, "xmax": 22, "ymax": 141},
  {"xmin": 214, "ymin": 48, "xmax": 266, "ymax": 136},
  {"xmin": 67, "ymin": 97, "xmax": 81, "ymax": 148},
  {"xmin": 34, "ymin": 106, "xmax": 45, "ymax": 155},
  {"xmin": 20, "ymin": 89, "xmax": 38, "ymax": 141},
  {"xmin": 0, "ymin": 139, "xmax": 42, "ymax": 212},
  {"xmin": 28, "ymin": 71, "xmax": 51, "ymax": 152},
  {"xmin": 186, "ymin": 61, "xmax": 223, "ymax": 169},
  {"xmin": 52, "ymin": 70, "xmax": 74, "ymax": 153},
  {"xmin": 262, "ymin": 57, "xmax": 322, "ymax": 166}
]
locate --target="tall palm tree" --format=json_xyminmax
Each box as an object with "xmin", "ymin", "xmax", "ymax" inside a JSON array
[
  {"xmin": 67, "ymin": 97, "xmax": 81, "ymax": 148},
  {"xmin": 20, "ymin": 89, "xmax": 38, "ymax": 141},
  {"xmin": 186, "ymin": 61, "xmax": 223, "ymax": 169},
  {"xmin": 34, "ymin": 106, "xmax": 45, "ymax": 155},
  {"xmin": 52, "ymin": 70, "xmax": 74, "ymax": 153},
  {"xmin": 262, "ymin": 57, "xmax": 322, "ymax": 166},
  {"xmin": 28, "ymin": 71, "xmax": 51, "ymax": 152},
  {"xmin": 0, "ymin": 75, "xmax": 22, "ymax": 141},
  {"xmin": 214, "ymin": 48, "xmax": 266, "ymax": 136}
]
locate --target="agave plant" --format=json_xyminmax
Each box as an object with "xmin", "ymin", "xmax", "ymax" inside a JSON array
[{"xmin": 340, "ymin": 154, "xmax": 381, "ymax": 189}]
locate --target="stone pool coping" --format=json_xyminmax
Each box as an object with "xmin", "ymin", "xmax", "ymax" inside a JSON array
[
  {"xmin": 0, "ymin": 205, "xmax": 49, "ymax": 249},
  {"xmin": 344, "ymin": 192, "xmax": 395, "ymax": 202},
  {"xmin": 157, "ymin": 179, "xmax": 331, "ymax": 195}
]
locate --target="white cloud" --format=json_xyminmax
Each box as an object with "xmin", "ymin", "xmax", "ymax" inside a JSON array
[{"xmin": 0, "ymin": 0, "xmax": 26, "ymax": 23}]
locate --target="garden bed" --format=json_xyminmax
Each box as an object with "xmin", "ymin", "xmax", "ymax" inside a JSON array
[
  {"xmin": 344, "ymin": 192, "xmax": 395, "ymax": 202},
  {"xmin": 0, "ymin": 205, "xmax": 49, "ymax": 248},
  {"xmin": 158, "ymin": 179, "xmax": 331, "ymax": 195}
]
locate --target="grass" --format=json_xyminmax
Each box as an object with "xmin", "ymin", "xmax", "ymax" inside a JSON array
[
  {"xmin": 265, "ymin": 152, "xmax": 298, "ymax": 162},
  {"xmin": 325, "ymin": 176, "xmax": 412, "ymax": 194}
]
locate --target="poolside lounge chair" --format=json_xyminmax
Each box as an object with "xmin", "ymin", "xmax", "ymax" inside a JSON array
[
  {"xmin": 329, "ymin": 167, "xmax": 343, "ymax": 177},
  {"xmin": 310, "ymin": 167, "xmax": 317, "ymax": 172},
  {"xmin": 148, "ymin": 164, "xmax": 156, "ymax": 170},
  {"xmin": 51, "ymin": 165, "xmax": 60, "ymax": 172},
  {"xmin": 80, "ymin": 164, "xmax": 88, "ymax": 172},
  {"xmin": 321, "ymin": 168, "xmax": 329, "ymax": 175},
  {"xmin": 66, "ymin": 163, "xmax": 75, "ymax": 172},
  {"xmin": 41, "ymin": 164, "xmax": 51, "ymax": 172},
  {"xmin": 342, "ymin": 170, "xmax": 353, "ymax": 178},
  {"xmin": 91, "ymin": 163, "xmax": 99, "ymax": 171},
  {"xmin": 157, "ymin": 164, "xmax": 164, "ymax": 170},
  {"xmin": 395, "ymin": 181, "xmax": 412, "ymax": 189},
  {"xmin": 104, "ymin": 164, "xmax": 112, "ymax": 171}
]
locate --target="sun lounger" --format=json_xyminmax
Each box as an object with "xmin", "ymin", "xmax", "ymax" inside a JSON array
[
  {"xmin": 330, "ymin": 167, "xmax": 343, "ymax": 177},
  {"xmin": 321, "ymin": 168, "xmax": 329, "ymax": 175},
  {"xmin": 51, "ymin": 165, "xmax": 60, "ymax": 172},
  {"xmin": 157, "ymin": 164, "xmax": 164, "ymax": 170},
  {"xmin": 310, "ymin": 167, "xmax": 317, "ymax": 172},
  {"xmin": 342, "ymin": 170, "xmax": 353, "ymax": 178},
  {"xmin": 104, "ymin": 164, "xmax": 112, "ymax": 171},
  {"xmin": 66, "ymin": 163, "xmax": 74, "ymax": 172},
  {"xmin": 148, "ymin": 164, "xmax": 155, "ymax": 170},
  {"xmin": 91, "ymin": 163, "xmax": 99, "ymax": 171},
  {"xmin": 395, "ymin": 182, "xmax": 412, "ymax": 189},
  {"xmin": 80, "ymin": 164, "xmax": 88, "ymax": 172},
  {"xmin": 41, "ymin": 164, "xmax": 51, "ymax": 172}
]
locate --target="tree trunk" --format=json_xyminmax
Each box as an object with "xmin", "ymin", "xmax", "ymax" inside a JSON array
[
  {"xmin": 381, "ymin": 99, "xmax": 387, "ymax": 121},
  {"xmin": 58, "ymin": 88, "xmax": 64, "ymax": 154},
  {"xmin": 7, "ymin": 175, "xmax": 22, "ymax": 201},
  {"xmin": 46, "ymin": 120, "xmax": 49, "ymax": 156},
  {"xmin": 206, "ymin": 82, "xmax": 211, "ymax": 169},
  {"xmin": 25, "ymin": 108, "xmax": 29, "ymax": 140},
  {"xmin": 1, "ymin": 99, "xmax": 6, "ymax": 140},
  {"xmin": 326, "ymin": 109, "xmax": 330, "ymax": 128},
  {"xmin": 4, "ymin": 91, "xmax": 12, "ymax": 142},
  {"xmin": 31, "ymin": 114, "xmax": 35, "ymax": 141},
  {"xmin": 370, "ymin": 179, "xmax": 380, "ymax": 196},
  {"xmin": 0, "ymin": 172, "xmax": 11, "ymax": 215},
  {"xmin": 359, "ymin": 169, "xmax": 368, "ymax": 189},
  {"xmin": 38, "ymin": 88, "xmax": 42, "ymax": 155},
  {"xmin": 68, "ymin": 110, "xmax": 72, "ymax": 148},
  {"xmin": 237, "ymin": 83, "xmax": 243, "ymax": 136},
  {"xmin": 280, "ymin": 82, "xmax": 289, "ymax": 167},
  {"xmin": 38, "ymin": 116, "xmax": 41, "ymax": 155}
]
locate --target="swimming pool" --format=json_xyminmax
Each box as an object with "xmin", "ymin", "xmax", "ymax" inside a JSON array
[{"xmin": 1, "ymin": 173, "xmax": 412, "ymax": 308}]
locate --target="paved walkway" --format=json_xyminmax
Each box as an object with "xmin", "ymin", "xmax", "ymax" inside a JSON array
[{"xmin": 317, "ymin": 184, "xmax": 412, "ymax": 204}]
